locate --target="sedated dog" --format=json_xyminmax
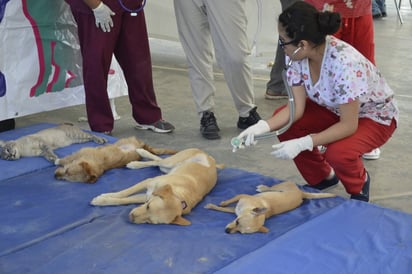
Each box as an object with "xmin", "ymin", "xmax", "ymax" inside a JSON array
[
  {"xmin": 205, "ymin": 181, "xmax": 336, "ymax": 234},
  {"xmin": 54, "ymin": 136, "xmax": 177, "ymax": 183},
  {"xmin": 91, "ymin": 148, "xmax": 223, "ymax": 226}
]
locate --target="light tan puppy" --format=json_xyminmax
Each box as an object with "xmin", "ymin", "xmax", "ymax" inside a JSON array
[
  {"xmin": 54, "ymin": 136, "xmax": 177, "ymax": 183},
  {"xmin": 205, "ymin": 181, "xmax": 336, "ymax": 234},
  {"xmin": 91, "ymin": 148, "xmax": 223, "ymax": 226}
]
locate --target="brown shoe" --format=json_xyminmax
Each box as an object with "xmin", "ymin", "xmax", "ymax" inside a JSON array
[{"xmin": 265, "ymin": 90, "xmax": 288, "ymax": 100}]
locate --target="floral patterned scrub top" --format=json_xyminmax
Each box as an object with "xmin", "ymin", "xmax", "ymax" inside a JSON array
[{"xmin": 286, "ymin": 35, "xmax": 399, "ymax": 126}]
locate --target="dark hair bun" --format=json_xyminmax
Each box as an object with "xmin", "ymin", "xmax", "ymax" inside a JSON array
[{"xmin": 318, "ymin": 11, "xmax": 341, "ymax": 35}]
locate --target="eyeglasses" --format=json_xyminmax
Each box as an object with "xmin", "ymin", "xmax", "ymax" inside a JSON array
[{"xmin": 278, "ymin": 38, "xmax": 296, "ymax": 49}]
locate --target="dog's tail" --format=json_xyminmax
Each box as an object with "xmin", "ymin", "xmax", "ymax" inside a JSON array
[
  {"xmin": 143, "ymin": 144, "xmax": 178, "ymax": 156},
  {"xmin": 302, "ymin": 191, "xmax": 336, "ymax": 199}
]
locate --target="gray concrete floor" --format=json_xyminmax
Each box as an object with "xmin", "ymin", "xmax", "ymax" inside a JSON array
[{"xmin": 15, "ymin": 4, "xmax": 412, "ymax": 213}]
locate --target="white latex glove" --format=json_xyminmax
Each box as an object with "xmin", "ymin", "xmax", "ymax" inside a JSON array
[
  {"xmin": 271, "ymin": 135, "xmax": 313, "ymax": 160},
  {"xmin": 93, "ymin": 2, "xmax": 115, "ymax": 32},
  {"xmin": 237, "ymin": 120, "xmax": 270, "ymax": 147}
]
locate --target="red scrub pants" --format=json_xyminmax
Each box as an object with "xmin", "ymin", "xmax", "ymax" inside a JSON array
[{"xmin": 274, "ymin": 99, "xmax": 396, "ymax": 194}]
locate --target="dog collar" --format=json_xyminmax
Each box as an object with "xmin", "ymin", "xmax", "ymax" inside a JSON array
[{"xmin": 181, "ymin": 200, "xmax": 187, "ymax": 210}]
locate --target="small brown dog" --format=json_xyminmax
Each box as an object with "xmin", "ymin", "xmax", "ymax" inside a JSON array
[
  {"xmin": 91, "ymin": 148, "xmax": 223, "ymax": 225},
  {"xmin": 205, "ymin": 181, "xmax": 336, "ymax": 234},
  {"xmin": 54, "ymin": 136, "xmax": 177, "ymax": 183}
]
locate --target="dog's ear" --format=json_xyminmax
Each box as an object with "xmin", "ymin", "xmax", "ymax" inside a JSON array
[
  {"xmin": 80, "ymin": 162, "xmax": 100, "ymax": 183},
  {"xmin": 258, "ymin": 226, "xmax": 269, "ymax": 233},
  {"xmin": 170, "ymin": 215, "xmax": 191, "ymax": 226},
  {"xmin": 153, "ymin": 184, "xmax": 173, "ymax": 198},
  {"xmin": 252, "ymin": 207, "xmax": 268, "ymax": 216}
]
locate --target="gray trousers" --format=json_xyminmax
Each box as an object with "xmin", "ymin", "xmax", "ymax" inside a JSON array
[
  {"xmin": 174, "ymin": 0, "xmax": 256, "ymax": 117},
  {"xmin": 267, "ymin": 0, "xmax": 301, "ymax": 95}
]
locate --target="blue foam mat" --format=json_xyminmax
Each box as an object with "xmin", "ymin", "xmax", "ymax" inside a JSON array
[
  {"xmin": 216, "ymin": 201, "xmax": 412, "ymax": 274},
  {"xmin": 0, "ymin": 124, "xmax": 411, "ymax": 274}
]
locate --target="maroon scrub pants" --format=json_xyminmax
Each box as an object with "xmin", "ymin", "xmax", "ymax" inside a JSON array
[{"xmin": 70, "ymin": 5, "xmax": 162, "ymax": 132}]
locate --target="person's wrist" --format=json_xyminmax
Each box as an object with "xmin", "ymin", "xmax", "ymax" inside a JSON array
[
  {"xmin": 257, "ymin": 120, "xmax": 270, "ymax": 133},
  {"xmin": 92, "ymin": 1, "xmax": 103, "ymax": 10}
]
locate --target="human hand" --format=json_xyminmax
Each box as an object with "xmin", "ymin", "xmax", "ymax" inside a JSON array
[
  {"xmin": 237, "ymin": 120, "xmax": 270, "ymax": 147},
  {"xmin": 270, "ymin": 135, "xmax": 313, "ymax": 160},
  {"xmin": 93, "ymin": 2, "xmax": 115, "ymax": 32}
]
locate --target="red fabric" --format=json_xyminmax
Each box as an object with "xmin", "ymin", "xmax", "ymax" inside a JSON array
[
  {"xmin": 273, "ymin": 99, "xmax": 396, "ymax": 194},
  {"xmin": 303, "ymin": 1, "xmax": 375, "ymax": 64},
  {"xmin": 305, "ymin": 0, "xmax": 372, "ymax": 18},
  {"xmin": 334, "ymin": 15, "xmax": 375, "ymax": 64},
  {"xmin": 68, "ymin": 6, "xmax": 161, "ymax": 132}
]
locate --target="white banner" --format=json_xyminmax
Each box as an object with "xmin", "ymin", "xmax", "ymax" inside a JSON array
[
  {"xmin": 0, "ymin": 0, "xmax": 280, "ymax": 120},
  {"xmin": 0, "ymin": 0, "xmax": 127, "ymax": 120}
]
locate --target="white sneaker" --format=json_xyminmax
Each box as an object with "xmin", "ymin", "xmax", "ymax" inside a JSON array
[
  {"xmin": 317, "ymin": 145, "xmax": 327, "ymax": 154},
  {"xmin": 362, "ymin": 148, "xmax": 381, "ymax": 160}
]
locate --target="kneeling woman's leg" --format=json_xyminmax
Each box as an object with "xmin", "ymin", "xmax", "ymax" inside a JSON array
[
  {"xmin": 324, "ymin": 118, "xmax": 396, "ymax": 195},
  {"xmin": 276, "ymin": 99, "xmax": 339, "ymax": 185}
]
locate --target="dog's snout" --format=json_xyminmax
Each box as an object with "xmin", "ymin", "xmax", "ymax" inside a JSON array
[{"xmin": 225, "ymin": 227, "xmax": 231, "ymax": 234}]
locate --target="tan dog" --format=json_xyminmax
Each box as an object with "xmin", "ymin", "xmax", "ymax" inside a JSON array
[
  {"xmin": 54, "ymin": 136, "xmax": 177, "ymax": 183},
  {"xmin": 205, "ymin": 181, "xmax": 336, "ymax": 234},
  {"xmin": 91, "ymin": 148, "xmax": 223, "ymax": 225}
]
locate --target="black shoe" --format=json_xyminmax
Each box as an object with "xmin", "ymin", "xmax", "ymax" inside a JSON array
[
  {"xmin": 373, "ymin": 13, "xmax": 382, "ymax": 19},
  {"xmin": 351, "ymin": 171, "xmax": 370, "ymax": 202},
  {"xmin": 200, "ymin": 111, "xmax": 220, "ymax": 140},
  {"xmin": 305, "ymin": 174, "xmax": 339, "ymax": 190},
  {"xmin": 0, "ymin": 119, "xmax": 15, "ymax": 133},
  {"xmin": 237, "ymin": 107, "xmax": 261, "ymax": 129}
]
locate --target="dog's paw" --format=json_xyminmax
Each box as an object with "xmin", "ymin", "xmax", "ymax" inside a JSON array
[
  {"xmin": 204, "ymin": 203, "xmax": 215, "ymax": 209},
  {"xmin": 95, "ymin": 136, "xmax": 108, "ymax": 144},
  {"xmin": 256, "ymin": 185, "xmax": 270, "ymax": 192},
  {"xmin": 126, "ymin": 161, "xmax": 140, "ymax": 169},
  {"xmin": 90, "ymin": 195, "xmax": 110, "ymax": 206},
  {"xmin": 90, "ymin": 193, "xmax": 117, "ymax": 206},
  {"xmin": 54, "ymin": 158, "xmax": 61, "ymax": 165}
]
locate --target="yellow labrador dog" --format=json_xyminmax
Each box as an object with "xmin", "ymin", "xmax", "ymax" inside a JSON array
[
  {"xmin": 91, "ymin": 148, "xmax": 223, "ymax": 226},
  {"xmin": 54, "ymin": 136, "xmax": 176, "ymax": 183},
  {"xmin": 205, "ymin": 181, "xmax": 336, "ymax": 234}
]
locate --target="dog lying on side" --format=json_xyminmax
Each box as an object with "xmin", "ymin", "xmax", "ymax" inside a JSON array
[
  {"xmin": 54, "ymin": 136, "xmax": 177, "ymax": 183},
  {"xmin": 205, "ymin": 181, "xmax": 336, "ymax": 234},
  {"xmin": 91, "ymin": 148, "xmax": 223, "ymax": 226},
  {"xmin": 0, "ymin": 123, "xmax": 107, "ymax": 162}
]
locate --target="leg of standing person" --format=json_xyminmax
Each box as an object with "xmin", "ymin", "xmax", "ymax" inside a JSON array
[
  {"xmin": 376, "ymin": 0, "xmax": 387, "ymax": 17},
  {"xmin": 330, "ymin": 9, "xmax": 381, "ymax": 160},
  {"xmin": 205, "ymin": 0, "xmax": 261, "ymax": 130},
  {"xmin": 372, "ymin": 0, "xmax": 382, "ymax": 17},
  {"xmin": 174, "ymin": 0, "xmax": 261, "ymax": 139},
  {"xmin": 266, "ymin": 42, "xmax": 288, "ymax": 99},
  {"xmin": 173, "ymin": 0, "xmax": 220, "ymax": 139},
  {"xmin": 266, "ymin": 0, "xmax": 301, "ymax": 100},
  {"xmin": 114, "ymin": 10, "xmax": 174, "ymax": 133},
  {"xmin": 70, "ymin": 9, "xmax": 117, "ymax": 133}
]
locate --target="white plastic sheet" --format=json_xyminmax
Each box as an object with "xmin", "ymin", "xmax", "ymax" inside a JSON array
[{"xmin": 0, "ymin": 0, "xmax": 127, "ymax": 120}]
